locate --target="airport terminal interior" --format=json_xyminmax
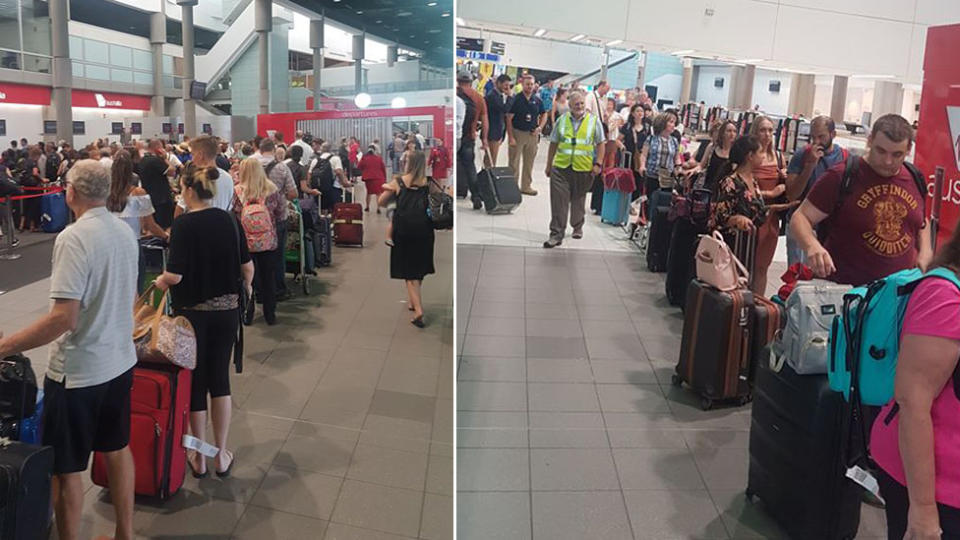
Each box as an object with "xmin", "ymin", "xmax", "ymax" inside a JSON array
[{"xmin": 456, "ymin": 1, "xmax": 960, "ymax": 539}]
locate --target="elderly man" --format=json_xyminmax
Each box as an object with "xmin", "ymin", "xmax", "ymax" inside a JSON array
[
  {"xmin": 0, "ymin": 160, "xmax": 138, "ymax": 540},
  {"xmin": 543, "ymin": 90, "xmax": 606, "ymax": 248}
]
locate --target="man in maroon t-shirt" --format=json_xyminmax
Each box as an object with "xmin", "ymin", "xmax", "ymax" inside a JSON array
[{"xmin": 790, "ymin": 114, "xmax": 933, "ymax": 286}]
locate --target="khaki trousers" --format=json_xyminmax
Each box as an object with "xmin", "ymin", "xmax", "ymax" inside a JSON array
[
  {"xmin": 549, "ymin": 166, "xmax": 594, "ymax": 243},
  {"xmin": 508, "ymin": 130, "xmax": 540, "ymax": 191}
]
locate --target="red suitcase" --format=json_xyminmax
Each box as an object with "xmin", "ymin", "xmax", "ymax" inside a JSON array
[
  {"xmin": 92, "ymin": 364, "xmax": 191, "ymax": 499},
  {"xmin": 332, "ymin": 202, "xmax": 363, "ymax": 246}
]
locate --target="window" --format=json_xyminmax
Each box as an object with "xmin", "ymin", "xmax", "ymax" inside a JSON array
[
  {"xmin": 132, "ymin": 49, "xmax": 152, "ymax": 71},
  {"xmin": 23, "ymin": 53, "xmax": 50, "ymax": 74},
  {"xmin": 0, "ymin": 2, "xmax": 19, "ymax": 51},
  {"xmin": 111, "ymin": 68, "xmax": 133, "ymax": 83},
  {"xmin": 110, "ymin": 44, "xmax": 132, "ymax": 68},
  {"xmin": 20, "ymin": 0, "xmax": 50, "ymax": 56},
  {"xmin": 84, "ymin": 40, "xmax": 109, "ymax": 64},
  {"xmin": 85, "ymin": 64, "xmax": 110, "ymax": 81},
  {"xmin": 133, "ymin": 71, "xmax": 153, "ymax": 86}
]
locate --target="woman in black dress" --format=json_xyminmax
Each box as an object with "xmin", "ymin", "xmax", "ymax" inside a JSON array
[{"xmin": 378, "ymin": 150, "xmax": 435, "ymax": 328}]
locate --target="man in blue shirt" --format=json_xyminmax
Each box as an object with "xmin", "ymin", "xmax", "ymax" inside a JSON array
[
  {"xmin": 784, "ymin": 115, "xmax": 849, "ymax": 265},
  {"xmin": 539, "ymin": 80, "xmax": 557, "ymax": 135},
  {"xmin": 507, "ymin": 74, "xmax": 546, "ymax": 196},
  {"xmin": 485, "ymin": 74, "xmax": 513, "ymax": 166}
]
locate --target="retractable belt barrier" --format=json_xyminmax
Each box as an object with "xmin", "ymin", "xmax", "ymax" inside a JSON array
[{"xmin": 0, "ymin": 185, "xmax": 65, "ymax": 203}]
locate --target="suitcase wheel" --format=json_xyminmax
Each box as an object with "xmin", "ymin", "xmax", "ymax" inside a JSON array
[
  {"xmin": 670, "ymin": 373, "xmax": 683, "ymax": 387},
  {"xmin": 745, "ymin": 488, "xmax": 755, "ymax": 503},
  {"xmin": 700, "ymin": 396, "xmax": 714, "ymax": 411},
  {"xmin": 738, "ymin": 394, "xmax": 752, "ymax": 407}
]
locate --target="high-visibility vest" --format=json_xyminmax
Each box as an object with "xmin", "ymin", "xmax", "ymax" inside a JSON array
[{"xmin": 553, "ymin": 113, "xmax": 596, "ymax": 172}]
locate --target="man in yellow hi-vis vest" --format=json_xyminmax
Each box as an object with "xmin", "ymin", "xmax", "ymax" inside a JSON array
[{"xmin": 542, "ymin": 90, "xmax": 606, "ymax": 248}]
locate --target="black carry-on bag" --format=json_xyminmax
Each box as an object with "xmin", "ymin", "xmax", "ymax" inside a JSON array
[
  {"xmin": 477, "ymin": 149, "xmax": 522, "ymax": 215},
  {"xmin": 0, "ymin": 439, "xmax": 54, "ymax": 540},
  {"xmin": 746, "ymin": 358, "xmax": 862, "ymax": 540},
  {"xmin": 646, "ymin": 189, "xmax": 674, "ymax": 272}
]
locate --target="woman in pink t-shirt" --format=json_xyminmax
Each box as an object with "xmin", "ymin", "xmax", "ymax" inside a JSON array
[{"xmin": 871, "ymin": 228, "xmax": 960, "ymax": 540}]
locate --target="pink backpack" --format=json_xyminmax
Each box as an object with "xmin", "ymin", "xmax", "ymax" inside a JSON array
[
  {"xmin": 695, "ymin": 231, "xmax": 749, "ymax": 291},
  {"xmin": 236, "ymin": 187, "xmax": 276, "ymax": 253}
]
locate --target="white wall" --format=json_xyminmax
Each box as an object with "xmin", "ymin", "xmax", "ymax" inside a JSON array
[
  {"xmin": 287, "ymin": 12, "xmax": 389, "ymax": 63},
  {"xmin": 70, "ymin": 109, "xmax": 148, "ymax": 148},
  {"xmin": 647, "ymin": 74, "xmax": 682, "ymax": 107},
  {"xmin": 0, "ymin": 105, "xmax": 44, "ymax": 141},
  {"xmin": 752, "ymin": 69, "xmax": 792, "ymax": 116},
  {"xmin": 694, "ymin": 66, "xmax": 730, "ymax": 107}
]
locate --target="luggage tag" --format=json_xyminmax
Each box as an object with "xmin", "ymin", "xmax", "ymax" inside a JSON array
[
  {"xmin": 182, "ymin": 434, "xmax": 219, "ymax": 458},
  {"xmin": 845, "ymin": 465, "xmax": 885, "ymax": 504}
]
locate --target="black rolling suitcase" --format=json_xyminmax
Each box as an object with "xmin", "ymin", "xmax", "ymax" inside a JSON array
[
  {"xmin": 646, "ymin": 190, "xmax": 674, "ymax": 272},
  {"xmin": 314, "ymin": 215, "xmax": 332, "ymax": 267},
  {"xmin": 0, "ymin": 355, "xmax": 37, "ymax": 441},
  {"xmin": 477, "ymin": 165, "xmax": 521, "ymax": 215},
  {"xmin": 0, "ymin": 440, "xmax": 54, "ymax": 540},
  {"xmin": 747, "ymin": 360, "xmax": 861, "ymax": 540},
  {"xmin": 665, "ymin": 219, "xmax": 700, "ymax": 307},
  {"xmin": 477, "ymin": 148, "xmax": 520, "ymax": 215},
  {"xmin": 673, "ymin": 280, "xmax": 754, "ymax": 410}
]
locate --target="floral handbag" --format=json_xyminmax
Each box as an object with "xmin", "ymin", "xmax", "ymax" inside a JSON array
[{"xmin": 133, "ymin": 285, "xmax": 197, "ymax": 370}]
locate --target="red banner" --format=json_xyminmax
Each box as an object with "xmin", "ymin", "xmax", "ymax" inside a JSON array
[
  {"xmin": 0, "ymin": 83, "xmax": 50, "ymax": 106},
  {"xmin": 916, "ymin": 23, "xmax": 960, "ymax": 247},
  {"xmin": 71, "ymin": 90, "xmax": 151, "ymax": 111}
]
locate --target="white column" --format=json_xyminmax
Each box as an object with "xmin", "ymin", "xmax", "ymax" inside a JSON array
[
  {"xmin": 309, "ymin": 18, "xmax": 324, "ymax": 111},
  {"xmin": 830, "ymin": 75, "xmax": 848, "ymax": 124},
  {"xmin": 787, "ymin": 73, "xmax": 816, "ymax": 118},
  {"xmin": 51, "ymin": 0, "xmax": 72, "ymax": 146},
  {"xmin": 871, "ymin": 80, "xmax": 904, "ymax": 122},
  {"xmin": 352, "ymin": 34, "xmax": 365, "ymax": 94},
  {"xmin": 178, "ymin": 0, "xmax": 198, "ymax": 138},
  {"xmin": 680, "ymin": 58, "xmax": 693, "ymax": 103},
  {"xmin": 255, "ymin": 0, "xmax": 271, "ymax": 115}
]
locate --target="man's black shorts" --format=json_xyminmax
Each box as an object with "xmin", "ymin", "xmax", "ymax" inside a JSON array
[{"xmin": 42, "ymin": 367, "xmax": 133, "ymax": 475}]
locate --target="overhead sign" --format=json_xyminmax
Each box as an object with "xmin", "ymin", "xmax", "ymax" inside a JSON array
[
  {"xmin": 0, "ymin": 83, "xmax": 50, "ymax": 106},
  {"xmin": 456, "ymin": 37, "xmax": 484, "ymax": 51},
  {"xmin": 72, "ymin": 90, "xmax": 151, "ymax": 111},
  {"xmin": 490, "ymin": 41, "xmax": 506, "ymax": 55},
  {"xmin": 456, "ymin": 50, "xmax": 500, "ymax": 63}
]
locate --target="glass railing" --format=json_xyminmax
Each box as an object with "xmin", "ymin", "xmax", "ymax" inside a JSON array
[
  {"xmin": 290, "ymin": 77, "xmax": 452, "ymax": 96},
  {"xmin": 0, "ymin": 48, "xmax": 52, "ymax": 74}
]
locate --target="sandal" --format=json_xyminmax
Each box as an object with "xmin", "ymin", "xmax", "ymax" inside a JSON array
[
  {"xmin": 187, "ymin": 452, "xmax": 208, "ymax": 479},
  {"xmin": 215, "ymin": 450, "xmax": 235, "ymax": 478},
  {"xmin": 411, "ymin": 316, "xmax": 425, "ymax": 328}
]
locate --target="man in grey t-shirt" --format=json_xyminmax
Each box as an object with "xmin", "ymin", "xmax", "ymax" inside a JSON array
[{"xmin": 0, "ymin": 160, "xmax": 137, "ymax": 540}]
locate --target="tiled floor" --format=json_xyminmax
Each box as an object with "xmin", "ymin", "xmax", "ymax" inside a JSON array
[
  {"xmin": 456, "ymin": 184, "xmax": 886, "ymax": 540},
  {"xmin": 0, "ymin": 210, "xmax": 453, "ymax": 540}
]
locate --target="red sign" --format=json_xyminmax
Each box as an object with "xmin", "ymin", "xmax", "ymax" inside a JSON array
[
  {"xmin": 0, "ymin": 83, "xmax": 50, "ymax": 106},
  {"xmin": 71, "ymin": 90, "xmax": 151, "ymax": 111},
  {"xmin": 916, "ymin": 23, "xmax": 960, "ymax": 247}
]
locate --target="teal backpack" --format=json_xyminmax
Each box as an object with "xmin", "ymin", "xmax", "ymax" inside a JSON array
[{"xmin": 828, "ymin": 267, "xmax": 960, "ymax": 406}]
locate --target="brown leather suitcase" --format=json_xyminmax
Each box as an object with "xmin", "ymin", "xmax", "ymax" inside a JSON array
[{"xmin": 673, "ymin": 280, "xmax": 754, "ymax": 409}]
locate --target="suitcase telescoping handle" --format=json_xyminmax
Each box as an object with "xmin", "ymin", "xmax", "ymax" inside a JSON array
[
  {"xmin": 621, "ymin": 151, "xmax": 632, "ymax": 170},
  {"xmin": 481, "ymin": 146, "xmax": 494, "ymax": 170}
]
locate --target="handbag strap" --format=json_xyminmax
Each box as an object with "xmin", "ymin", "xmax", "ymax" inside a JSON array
[{"xmin": 229, "ymin": 216, "xmax": 245, "ymax": 374}]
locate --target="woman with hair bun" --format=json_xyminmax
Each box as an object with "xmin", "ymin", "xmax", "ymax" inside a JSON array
[{"xmin": 154, "ymin": 162, "xmax": 254, "ymax": 480}]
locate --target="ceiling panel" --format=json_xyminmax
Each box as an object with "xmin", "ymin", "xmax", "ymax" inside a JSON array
[
  {"xmin": 288, "ymin": 0, "xmax": 453, "ymax": 66},
  {"xmin": 778, "ymin": 0, "xmax": 916, "ymax": 22},
  {"xmin": 459, "ymin": 0, "xmax": 630, "ymax": 42},
  {"xmin": 913, "ymin": 0, "xmax": 960, "ymax": 25}
]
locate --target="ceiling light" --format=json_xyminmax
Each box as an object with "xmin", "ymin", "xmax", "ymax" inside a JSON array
[
  {"xmin": 456, "ymin": 17, "xmax": 465, "ymax": 25},
  {"xmin": 376, "ymin": 20, "xmax": 382, "ymax": 23},
  {"xmin": 534, "ymin": 28, "xmax": 546, "ymax": 37},
  {"xmin": 356, "ymin": 10, "xmax": 363, "ymax": 14},
  {"xmin": 570, "ymin": 34, "xmax": 585, "ymax": 42},
  {"xmin": 735, "ymin": 58, "xmax": 764, "ymax": 64},
  {"xmin": 441, "ymin": 12, "xmax": 450, "ymax": 17},
  {"xmin": 392, "ymin": 97, "xmax": 407, "ymax": 108},
  {"xmin": 606, "ymin": 39, "xmax": 622, "ymax": 46},
  {"xmin": 427, "ymin": 1, "xmax": 437, "ymax": 5},
  {"xmin": 671, "ymin": 49, "xmax": 694, "ymax": 55},
  {"xmin": 852, "ymin": 74, "xmax": 896, "ymax": 79},
  {"xmin": 354, "ymin": 93, "xmax": 371, "ymax": 108}
]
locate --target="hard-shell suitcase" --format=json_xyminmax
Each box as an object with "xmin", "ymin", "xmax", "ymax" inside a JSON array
[
  {"xmin": 92, "ymin": 364, "xmax": 191, "ymax": 499},
  {"xmin": 673, "ymin": 280, "xmax": 754, "ymax": 410},
  {"xmin": 752, "ymin": 297, "xmax": 784, "ymax": 374},
  {"xmin": 314, "ymin": 215, "xmax": 332, "ymax": 267},
  {"xmin": 332, "ymin": 203, "xmax": 363, "ymax": 246},
  {"xmin": 665, "ymin": 219, "xmax": 700, "ymax": 307},
  {"xmin": 746, "ymin": 361, "xmax": 861, "ymax": 540},
  {"xmin": 646, "ymin": 205, "xmax": 674, "ymax": 273},
  {"xmin": 0, "ymin": 441, "xmax": 54, "ymax": 540},
  {"xmin": 40, "ymin": 190, "xmax": 67, "ymax": 233},
  {"xmin": 478, "ymin": 163, "xmax": 521, "ymax": 215}
]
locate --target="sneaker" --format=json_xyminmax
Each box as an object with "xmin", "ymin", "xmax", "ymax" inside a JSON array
[
  {"xmin": 472, "ymin": 200, "xmax": 482, "ymax": 210},
  {"xmin": 542, "ymin": 240, "xmax": 561, "ymax": 249},
  {"xmin": 572, "ymin": 231, "xmax": 583, "ymax": 239},
  {"xmin": 521, "ymin": 189, "xmax": 538, "ymax": 196}
]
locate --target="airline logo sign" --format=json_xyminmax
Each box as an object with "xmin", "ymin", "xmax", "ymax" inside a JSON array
[
  {"xmin": 949, "ymin": 106, "xmax": 960, "ymax": 170},
  {"xmin": 94, "ymin": 93, "xmax": 123, "ymax": 108},
  {"xmin": 72, "ymin": 90, "xmax": 150, "ymax": 111},
  {"xmin": 0, "ymin": 83, "xmax": 50, "ymax": 106}
]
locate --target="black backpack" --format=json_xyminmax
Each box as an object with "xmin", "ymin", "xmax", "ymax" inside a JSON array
[
  {"xmin": 45, "ymin": 152, "xmax": 60, "ymax": 182},
  {"xmin": 310, "ymin": 155, "xmax": 335, "ymax": 191}
]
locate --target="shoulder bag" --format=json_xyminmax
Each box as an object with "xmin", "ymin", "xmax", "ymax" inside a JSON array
[{"xmin": 133, "ymin": 285, "xmax": 197, "ymax": 370}]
